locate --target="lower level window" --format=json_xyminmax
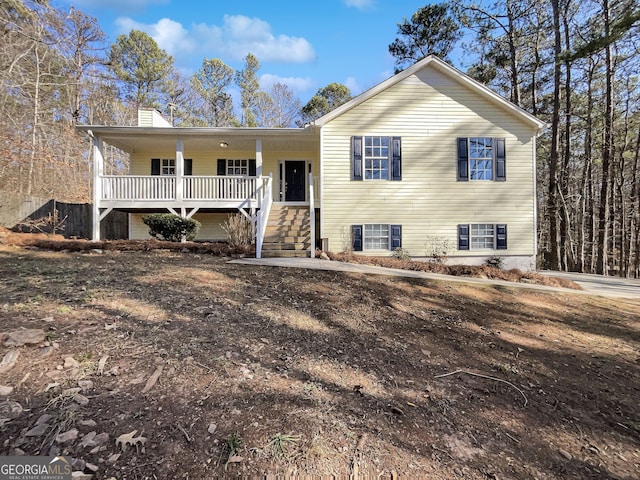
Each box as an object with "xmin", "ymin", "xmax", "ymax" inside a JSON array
[
  {"xmin": 365, "ymin": 224, "xmax": 389, "ymax": 250},
  {"xmin": 227, "ymin": 159, "xmax": 248, "ymax": 175},
  {"xmin": 458, "ymin": 223, "xmax": 507, "ymax": 250},
  {"xmin": 471, "ymin": 224, "xmax": 495, "ymax": 249},
  {"xmin": 352, "ymin": 224, "xmax": 402, "ymax": 252},
  {"xmin": 161, "ymin": 159, "xmax": 175, "ymax": 175}
]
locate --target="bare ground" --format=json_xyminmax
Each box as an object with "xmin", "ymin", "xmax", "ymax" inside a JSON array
[{"xmin": 0, "ymin": 240, "xmax": 638, "ymax": 479}]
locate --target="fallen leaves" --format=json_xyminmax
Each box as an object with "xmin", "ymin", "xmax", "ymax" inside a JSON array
[
  {"xmin": 115, "ymin": 430, "xmax": 147, "ymax": 451},
  {"xmin": 141, "ymin": 365, "xmax": 163, "ymax": 393}
]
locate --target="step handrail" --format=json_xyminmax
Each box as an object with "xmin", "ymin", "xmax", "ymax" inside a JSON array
[
  {"xmin": 309, "ymin": 172, "xmax": 315, "ymax": 258},
  {"xmin": 256, "ymin": 174, "xmax": 273, "ymax": 258}
]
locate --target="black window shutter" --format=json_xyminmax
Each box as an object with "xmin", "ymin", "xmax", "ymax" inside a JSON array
[
  {"xmin": 151, "ymin": 158, "xmax": 160, "ymax": 175},
  {"xmin": 217, "ymin": 159, "xmax": 226, "ymax": 176},
  {"xmin": 458, "ymin": 224, "xmax": 470, "ymax": 250},
  {"xmin": 457, "ymin": 138, "xmax": 468, "ymax": 181},
  {"xmin": 391, "ymin": 137, "xmax": 402, "ymax": 181},
  {"xmin": 184, "ymin": 159, "xmax": 193, "ymax": 176},
  {"xmin": 352, "ymin": 225, "xmax": 363, "ymax": 252},
  {"xmin": 496, "ymin": 224, "xmax": 507, "ymax": 249},
  {"xmin": 352, "ymin": 136, "xmax": 363, "ymax": 181},
  {"xmin": 390, "ymin": 224, "xmax": 402, "ymax": 249},
  {"xmin": 495, "ymin": 138, "xmax": 506, "ymax": 181},
  {"xmin": 249, "ymin": 159, "xmax": 257, "ymax": 176}
]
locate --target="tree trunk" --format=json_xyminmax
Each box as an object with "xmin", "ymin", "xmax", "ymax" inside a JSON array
[
  {"xmin": 505, "ymin": 0, "xmax": 521, "ymax": 106},
  {"xmin": 595, "ymin": 0, "xmax": 614, "ymax": 275},
  {"xmin": 578, "ymin": 59, "xmax": 596, "ymax": 272},
  {"xmin": 560, "ymin": 0, "xmax": 574, "ymax": 270},
  {"xmin": 547, "ymin": 0, "xmax": 563, "ymax": 270}
]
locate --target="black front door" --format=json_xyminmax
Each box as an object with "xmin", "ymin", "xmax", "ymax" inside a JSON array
[{"xmin": 284, "ymin": 161, "xmax": 306, "ymax": 202}]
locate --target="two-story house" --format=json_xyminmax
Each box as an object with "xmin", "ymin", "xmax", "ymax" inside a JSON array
[{"xmin": 78, "ymin": 55, "xmax": 546, "ymax": 270}]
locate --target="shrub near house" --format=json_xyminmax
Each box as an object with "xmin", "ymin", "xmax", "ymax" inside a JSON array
[{"xmin": 142, "ymin": 214, "xmax": 200, "ymax": 242}]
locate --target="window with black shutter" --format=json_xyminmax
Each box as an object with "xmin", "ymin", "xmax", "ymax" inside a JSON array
[
  {"xmin": 457, "ymin": 137, "xmax": 506, "ymax": 181},
  {"xmin": 351, "ymin": 136, "xmax": 401, "ymax": 181},
  {"xmin": 352, "ymin": 224, "xmax": 402, "ymax": 252},
  {"xmin": 352, "ymin": 225, "xmax": 363, "ymax": 251},
  {"xmin": 151, "ymin": 158, "xmax": 160, "ymax": 176},
  {"xmin": 458, "ymin": 223, "xmax": 508, "ymax": 250},
  {"xmin": 458, "ymin": 224, "xmax": 470, "ymax": 250}
]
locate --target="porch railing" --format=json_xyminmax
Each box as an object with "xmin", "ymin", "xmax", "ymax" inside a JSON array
[
  {"xmin": 101, "ymin": 175, "xmax": 176, "ymax": 201},
  {"xmin": 182, "ymin": 176, "xmax": 263, "ymax": 201},
  {"xmin": 100, "ymin": 175, "xmax": 268, "ymax": 204}
]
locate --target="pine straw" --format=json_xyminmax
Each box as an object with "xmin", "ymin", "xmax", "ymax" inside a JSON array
[
  {"xmin": 0, "ymin": 226, "xmax": 576, "ymax": 289},
  {"xmin": 0, "ymin": 226, "xmax": 252, "ymax": 256},
  {"xmin": 325, "ymin": 251, "xmax": 581, "ymax": 290}
]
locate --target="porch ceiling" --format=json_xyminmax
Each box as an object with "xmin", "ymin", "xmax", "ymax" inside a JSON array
[{"xmin": 78, "ymin": 126, "xmax": 320, "ymax": 154}]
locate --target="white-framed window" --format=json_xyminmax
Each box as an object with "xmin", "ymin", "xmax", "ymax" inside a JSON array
[
  {"xmin": 227, "ymin": 159, "xmax": 248, "ymax": 176},
  {"xmin": 458, "ymin": 223, "xmax": 507, "ymax": 250},
  {"xmin": 364, "ymin": 136, "xmax": 390, "ymax": 180},
  {"xmin": 352, "ymin": 136, "xmax": 401, "ymax": 181},
  {"xmin": 161, "ymin": 159, "xmax": 175, "ymax": 176},
  {"xmin": 471, "ymin": 224, "xmax": 495, "ymax": 249},
  {"xmin": 352, "ymin": 224, "xmax": 402, "ymax": 252},
  {"xmin": 469, "ymin": 137, "xmax": 493, "ymax": 180},
  {"xmin": 364, "ymin": 224, "xmax": 390, "ymax": 250},
  {"xmin": 457, "ymin": 137, "xmax": 506, "ymax": 182}
]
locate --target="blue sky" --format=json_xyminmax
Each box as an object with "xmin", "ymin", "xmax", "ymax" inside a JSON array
[{"xmin": 56, "ymin": 0, "xmax": 460, "ymax": 103}]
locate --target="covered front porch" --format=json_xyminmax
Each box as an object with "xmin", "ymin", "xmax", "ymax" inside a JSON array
[{"xmin": 79, "ymin": 124, "xmax": 321, "ymax": 257}]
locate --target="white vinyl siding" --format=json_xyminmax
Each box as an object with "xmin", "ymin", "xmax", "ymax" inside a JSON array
[{"xmin": 320, "ymin": 65, "xmax": 537, "ymax": 261}]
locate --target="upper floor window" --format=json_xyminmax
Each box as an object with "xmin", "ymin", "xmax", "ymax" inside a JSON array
[
  {"xmin": 457, "ymin": 137, "xmax": 506, "ymax": 181},
  {"xmin": 469, "ymin": 138, "xmax": 493, "ymax": 180},
  {"xmin": 364, "ymin": 137, "xmax": 390, "ymax": 180},
  {"xmin": 352, "ymin": 136, "xmax": 401, "ymax": 181}
]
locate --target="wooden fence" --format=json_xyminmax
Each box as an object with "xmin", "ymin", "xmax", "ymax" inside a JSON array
[{"xmin": 7, "ymin": 199, "xmax": 128, "ymax": 240}]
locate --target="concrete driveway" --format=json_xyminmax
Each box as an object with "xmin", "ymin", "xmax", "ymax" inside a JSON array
[
  {"xmin": 539, "ymin": 270, "xmax": 640, "ymax": 299},
  {"xmin": 232, "ymin": 257, "xmax": 639, "ymax": 300}
]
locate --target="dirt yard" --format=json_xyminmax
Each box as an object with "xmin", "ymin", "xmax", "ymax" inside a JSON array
[{"xmin": 0, "ymin": 242, "xmax": 638, "ymax": 479}]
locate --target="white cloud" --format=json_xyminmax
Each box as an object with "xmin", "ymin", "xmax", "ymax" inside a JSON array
[
  {"xmin": 114, "ymin": 14, "xmax": 316, "ymax": 65},
  {"xmin": 115, "ymin": 17, "xmax": 196, "ymax": 57},
  {"xmin": 343, "ymin": 0, "xmax": 374, "ymax": 10},
  {"xmin": 260, "ymin": 74, "xmax": 315, "ymax": 93},
  {"xmin": 344, "ymin": 76, "xmax": 362, "ymax": 95},
  {"xmin": 197, "ymin": 15, "xmax": 316, "ymax": 63}
]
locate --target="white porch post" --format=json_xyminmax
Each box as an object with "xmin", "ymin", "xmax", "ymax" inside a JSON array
[
  {"xmin": 176, "ymin": 139, "xmax": 184, "ymax": 201},
  {"xmin": 255, "ymin": 138, "xmax": 262, "ymax": 177},
  {"xmin": 92, "ymin": 134, "xmax": 104, "ymax": 241}
]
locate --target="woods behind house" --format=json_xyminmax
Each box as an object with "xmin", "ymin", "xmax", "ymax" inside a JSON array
[{"xmin": 1, "ymin": 0, "xmax": 638, "ymax": 275}]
